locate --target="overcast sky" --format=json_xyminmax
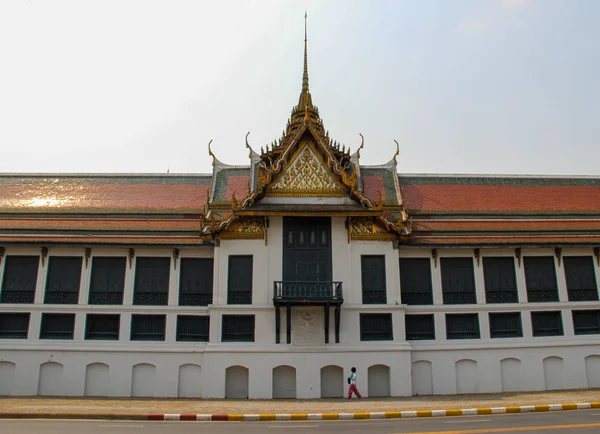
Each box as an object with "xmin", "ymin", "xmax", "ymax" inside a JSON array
[{"xmin": 0, "ymin": 0, "xmax": 598, "ymax": 175}]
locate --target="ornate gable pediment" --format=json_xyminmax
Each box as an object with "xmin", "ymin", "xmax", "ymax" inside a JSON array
[{"xmin": 266, "ymin": 141, "xmax": 346, "ymax": 197}]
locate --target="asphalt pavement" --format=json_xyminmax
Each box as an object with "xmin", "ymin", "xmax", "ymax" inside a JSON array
[{"xmin": 3, "ymin": 409, "xmax": 600, "ymax": 433}]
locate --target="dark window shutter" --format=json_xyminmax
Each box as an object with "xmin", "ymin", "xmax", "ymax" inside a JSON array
[
  {"xmin": 483, "ymin": 257, "xmax": 518, "ymax": 303},
  {"xmin": 133, "ymin": 257, "xmax": 170, "ymax": 305},
  {"xmin": 0, "ymin": 313, "xmax": 30, "ymax": 339},
  {"xmin": 489, "ymin": 312, "xmax": 523, "ymax": 338},
  {"xmin": 222, "ymin": 315, "xmax": 255, "ymax": 342},
  {"xmin": 531, "ymin": 311, "xmax": 563, "ymax": 337},
  {"xmin": 361, "ymin": 255, "xmax": 387, "ymax": 304},
  {"xmin": 89, "ymin": 257, "xmax": 126, "ymax": 304},
  {"xmin": 440, "ymin": 258, "xmax": 476, "ymax": 304},
  {"xmin": 399, "ymin": 258, "xmax": 433, "ymax": 305},
  {"xmin": 85, "ymin": 314, "xmax": 120, "ymax": 340},
  {"xmin": 1, "ymin": 256, "xmax": 39, "ymax": 303},
  {"xmin": 179, "ymin": 258, "xmax": 214, "ymax": 306},
  {"xmin": 564, "ymin": 257, "xmax": 598, "ymax": 301},
  {"xmin": 44, "ymin": 257, "xmax": 82, "ymax": 304},
  {"xmin": 130, "ymin": 314, "xmax": 166, "ymax": 341},
  {"xmin": 572, "ymin": 310, "xmax": 600, "ymax": 335},
  {"xmin": 524, "ymin": 257, "xmax": 559, "ymax": 302},
  {"xmin": 40, "ymin": 313, "xmax": 75, "ymax": 339},
  {"xmin": 446, "ymin": 313, "xmax": 480, "ymax": 339},
  {"xmin": 405, "ymin": 314, "xmax": 435, "ymax": 340},
  {"xmin": 176, "ymin": 315, "xmax": 210, "ymax": 341},
  {"xmin": 360, "ymin": 313, "xmax": 393, "ymax": 341},
  {"xmin": 227, "ymin": 256, "xmax": 253, "ymax": 304}
]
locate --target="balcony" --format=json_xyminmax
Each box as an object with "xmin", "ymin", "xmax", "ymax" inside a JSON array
[{"xmin": 273, "ymin": 281, "xmax": 343, "ymax": 305}]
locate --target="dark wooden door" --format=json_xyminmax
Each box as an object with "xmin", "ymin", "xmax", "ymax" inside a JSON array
[{"xmin": 283, "ymin": 217, "xmax": 332, "ymax": 282}]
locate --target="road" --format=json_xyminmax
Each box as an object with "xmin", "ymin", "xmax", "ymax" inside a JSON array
[{"xmin": 2, "ymin": 409, "xmax": 600, "ymax": 433}]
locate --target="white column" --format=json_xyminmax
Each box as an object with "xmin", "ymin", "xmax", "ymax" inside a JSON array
[
  {"xmin": 434, "ymin": 311, "xmax": 446, "ymax": 341},
  {"xmin": 521, "ymin": 309, "xmax": 533, "ymax": 338},
  {"xmin": 28, "ymin": 311, "xmax": 42, "ymax": 342},
  {"xmin": 119, "ymin": 312, "xmax": 131, "ymax": 342},
  {"xmin": 168, "ymin": 255, "xmax": 179, "ymax": 306},
  {"xmin": 555, "ymin": 255, "xmax": 569, "ymax": 302},
  {"xmin": 431, "ymin": 254, "xmax": 443, "ymax": 305},
  {"xmin": 166, "ymin": 312, "xmax": 177, "ymax": 343},
  {"xmin": 474, "ymin": 254, "xmax": 486, "ymax": 304},
  {"xmin": 479, "ymin": 311, "xmax": 490, "ymax": 339},
  {"xmin": 561, "ymin": 309, "xmax": 574, "ymax": 336},
  {"xmin": 34, "ymin": 253, "xmax": 48, "ymax": 304},
  {"xmin": 595, "ymin": 250, "xmax": 600, "ymax": 298},
  {"xmin": 123, "ymin": 255, "xmax": 135, "ymax": 306},
  {"xmin": 515, "ymin": 254, "xmax": 528, "ymax": 303},
  {"xmin": 74, "ymin": 312, "xmax": 86, "ymax": 341},
  {"xmin": 78, "ymin": 253, "xmax": 92, "ymax": 305}
]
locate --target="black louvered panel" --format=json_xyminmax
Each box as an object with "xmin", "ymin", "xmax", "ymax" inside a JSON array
[
  {"xmin": 221, "ymin": 315, "xmax": 254, "ymax": 342},
  {"xmin": 360, "ymin": 313, "xmax": 393, "ymax": 341},
  {"xmin": 361, "ymin": 255, "xmax": 387, "ymax": 305},
  {"xmin": 564, "ymin": 257, "xmax": 599, "ymax": 301},
  {"xmin": 524, "ymin": 257, "xmax": 559, "ymax": 302},
  {"xmin": 531, "ymin": 311, "xmax": 563, "ymax": 336},
  {"xmin": 446, "ymin": 313, "xmax": 480, "ymax": 339},
  {"xmin": 85, "ymin": 314, "xmax": 120, "ymax": 340},
  {"xmin": 179, "ymin": 258, "xmax": 213, "ymax": 306},
  {"xmin": 44, "ymin": 257, "xmax": 82, "ymax": 304},
  {"xmin": 489, "ymin": 312, "xmax": 522, "ymax": 338},
  {"xmin": 483, "ymin": 257, "xmax": 518, "ymax": 304},
  {"xmin": 400, "ymin": 258, "xmax": 433, "ymax": 305},
  {"xmin": 441, "ymin": 258, "xmax": 476, "ymax": 305},
  {"xmin": 40, "ymin": 313, "xmax": 75, "ymax": 339},
  {"xmin": 572, "ymin": 310, "xmax": 600, "ymax": 335},
  {"xmin": 89, "ymin": 257, "xmax": 126, "ymax": 305},
  {"xmin": 1, "ymin": 256, "xmax": 39, "ymax": 304},
  {"xmin": 176, "ymin": 315, "xmax": 209, "ymax": 342},
  {"xmin": 133, "ymin": 257, "xmax": 170, "ymax": 306},
  {"xmin": 227, "ymin": 256, "xmax": 252, "ymax": 305},
  {"xmin": 130, "ymin": 314, "xmax": 166, "ymax": 341},
  {"xmin": 405, "ymin": 314, "xmax": 435, "ymax": 340},
  {"xmin": 0, "ymin": 313, "xmax": 30, "ymax": 339}
]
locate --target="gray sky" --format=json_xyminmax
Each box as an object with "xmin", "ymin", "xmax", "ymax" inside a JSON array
[{"xmin": 1, "ymin": 0, "xmax": 598, "ymax": 175}]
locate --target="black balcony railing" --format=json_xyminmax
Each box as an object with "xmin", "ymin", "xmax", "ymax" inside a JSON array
[
  {"xmin": 179, "ymin": 293, "xmax": 213, "ymax": 306},
  {"xmin": 443, "ymin": 292, "xmax": 476, "ymax": 305},
  {"xmin": 89, "ymin": 292, "xmax": 124, "ymax": 305},
  {"xmin": 0, "ymin": 290, "xmax": 35, "ymax": 304},
  {"xmin": 485, "ymin": 290, "xmax": 519, "ymax": 304},
  {"xmin": 133, "ymin": 291, "xmax": 168, "ymax": 306},
  {"xmin": 401, "ymin": 292, "xmax": 433, "ymax": 305},
  {"xmin": 568, "ymin": 289, "xmax": 599, "ymax": 302},
  {"xmin": 44, "ymin": 291, "xmax": 79, "ymax": 304},
  {"xmin": 274, "ymin": 281, "xmax": 343, "ymax": 303},
  {"xmin": 527, "ymin": 289, "xmax": 559, "ymax": 303}
]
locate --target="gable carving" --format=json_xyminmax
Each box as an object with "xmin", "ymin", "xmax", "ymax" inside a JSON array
[{"xmin": 266, "ymin": 142, "xmax": 346, "ymax": 197}]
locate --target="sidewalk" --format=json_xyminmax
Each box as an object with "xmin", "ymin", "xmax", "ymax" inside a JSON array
[{"xmin": 1, "ymin": 389, "xmax": 599, "ymax": 419}]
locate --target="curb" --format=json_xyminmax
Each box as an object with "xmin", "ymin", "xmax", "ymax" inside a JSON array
[{"xmin": 2, "ymin": 401, "xmax": 599, "ymax": 422}]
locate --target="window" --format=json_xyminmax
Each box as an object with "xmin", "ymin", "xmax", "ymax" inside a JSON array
[
  {"xmin": 0, "ymin": 313, "xmax": 30, "ymax": 339},
  {"xmin": 85, "ymin": 314, "xmax": 119, "ymax": 340},
  {"xmin": 564, "ymin": 257, "xmax": 598, "ymax": 302},
  {"xmin": 44, "ymin": 257, "xmax": 82, "ymax": 304},
  {"xmin": 399, "ymin": 258, "xmax": 433, "ymax": 305},
  {"xmin": 176, "ymin": 315, "xmax": 209, "ymax": 342},
  {"xmin": 361, "ymin": 255, "xmax": 387, "ymax": 304},
  {"xmin": 572, "ymin": 310, "xmax": 600, "ymax": 335},
  {"xmin": 441, "ymin": 258, "xmax": 476, "ymax": 304},
  {"xmin": 483, "ymin": 257, "xmax": 518, "ymax": 303},
  {"xmin": 524, "ymin": 257, "xmax": 559, "ymax": 302},
  {"xmin": 222, "ymin": 315, "xmax": 254, "ymax": 342},
  {"xmin": 40, "ymin": 313, "xmax": 75, "ymax": 339},
  {"xmin": 133, "ymin": 257, "xmax": 170, "ymax": 305},
  {"xmin": 405, "ymin": 314, "xmax": 435, "ymax": 340},
  {"xmin": 179, "ymin": 258, "xmax": 213, "ymax": 306},
  {"xmin": 1, "ymin": 256, "xmax": 39, "ymax": 303},
  {"xmin": 130, "ymin": 314, "xmax": 166, "ymax": 341},
  {"xmin": 531, "ymin": 311, "xmax": 563, "ymax": 337},
  {"xmin": 89, "ymin": 257, "xmax": 126, "ymax": 305},
  {"xmin": 360, "ymin": 313, "xmax": 393, "ymax": 341},
  {"xmin": 227, "ymin": 256, "xmax": 253, "ymax": 305},
  {"xmin": 489, "ymin": 312, "xmax": 522, "ymax": 338},
  {"xmin": 446, "ymin": 313, "xmax": 480, "ymax": 339}
]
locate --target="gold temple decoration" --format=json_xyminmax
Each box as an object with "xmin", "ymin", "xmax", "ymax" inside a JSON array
[
  {"xmin": 219, "ymin": 216, "xmax": 265, "ymax": 240},
  {"xmin": 350, "ymin": 217, "xmax": 397, "ymax": 241},
  {"xmin": 267, "ymin": 143, "xmax": 346, "ymax": 196},
  {"xmin": 199, "ymin": 13, "xmax": 411, "ymax": 241}
]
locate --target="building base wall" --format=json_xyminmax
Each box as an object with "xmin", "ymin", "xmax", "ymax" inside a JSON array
[{"xmin": 1, "ymin": 344, "xmax": 599, "ymax": 398}]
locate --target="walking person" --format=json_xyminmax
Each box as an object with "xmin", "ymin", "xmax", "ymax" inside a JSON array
[{"xmin": 347, "ymin": 367, "xmax": 361, "ymax": 399}]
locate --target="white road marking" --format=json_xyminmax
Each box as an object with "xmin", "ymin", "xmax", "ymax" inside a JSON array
[
  {"xmin": 98, "ymin": 424, "xmax": 145, "ymax": 428},
  {"xmin": 268, "ymin": 424, "xmax": 319, "ymax": 428}
]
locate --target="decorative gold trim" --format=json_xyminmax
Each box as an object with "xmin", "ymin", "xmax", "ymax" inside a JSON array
[
  {"xmin": 349, "ymin": 217, "xmax": 397, "ymax": 241},
  {"xmin": 219, "ymin": 216, "xmax": 265, "ymax": 240}
]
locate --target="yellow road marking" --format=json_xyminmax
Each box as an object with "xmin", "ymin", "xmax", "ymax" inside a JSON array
[{"xmin": 396, "ymin": 422, "xmax": 600, "ymax": 434}]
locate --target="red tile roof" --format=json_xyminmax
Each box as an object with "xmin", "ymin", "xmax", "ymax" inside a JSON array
[
  {"xmin": 407, "ymin": 235, "xmax": 600, "ymax": 246},
  {"xmin": 412, "ymin": 220, "xmax": 600, "ymax": 232},
  {"xmin": 0, "ymin": 218, "xmax": 200, "ymax": 232},
  {"xmin": 403, "ymin": 184, "xmax": 600, "ymax": 214}
]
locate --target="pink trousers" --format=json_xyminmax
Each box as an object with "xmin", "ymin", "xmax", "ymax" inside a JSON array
[{"xmin": 347, "ymin": 384, "xmax": 361, "ymax": 398}]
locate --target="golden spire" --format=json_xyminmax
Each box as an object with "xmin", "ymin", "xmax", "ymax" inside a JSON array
[{"xmin": 298, "ymin": 12, "xmax": 313, "ymax": 110}]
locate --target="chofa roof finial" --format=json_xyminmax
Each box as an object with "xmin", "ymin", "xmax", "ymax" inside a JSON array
[{"xmin": 208, "ymin": 139, "xmax": 215, "ymax": 166}]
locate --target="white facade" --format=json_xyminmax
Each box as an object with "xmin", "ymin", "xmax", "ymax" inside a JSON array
[{"xmin": 1, "ymin": 218, "xmax": 599, "ymax": 398}]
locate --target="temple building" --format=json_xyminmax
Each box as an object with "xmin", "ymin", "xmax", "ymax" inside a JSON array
[{"xmin": 1, "ymin": 24, "xmax": 600, "ymax": 399}]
